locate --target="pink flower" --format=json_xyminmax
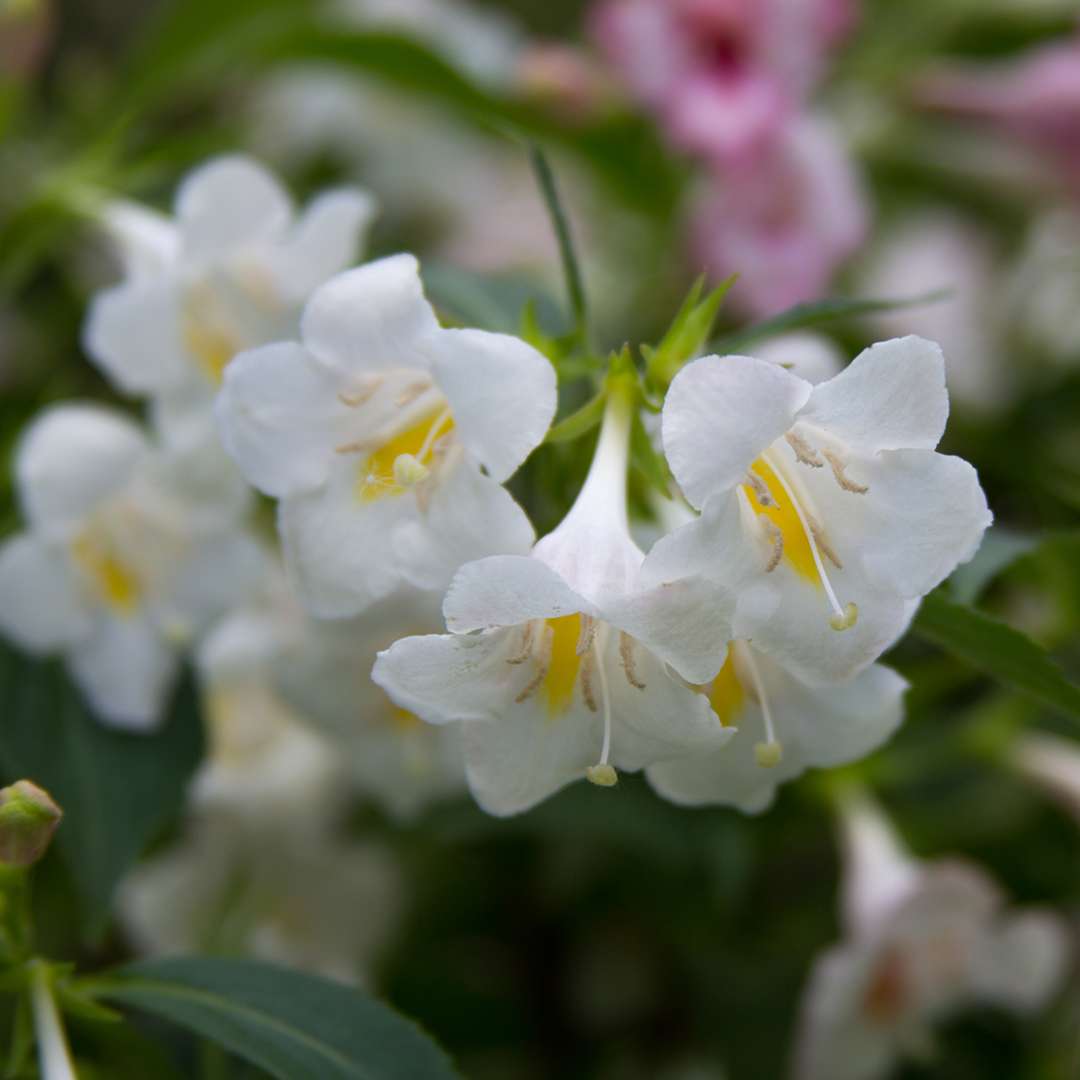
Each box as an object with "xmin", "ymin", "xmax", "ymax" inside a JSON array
[
  {"xmin": 590, "ymin": 0, "xmax": 855, "ymax": 164},
  {"xmin": 918, "ymin": 35, "xmax": 1080, "ymax": 191},
  {"xmin": 690, "ymin": 116, "xmax": 868, "ymax": 316}
]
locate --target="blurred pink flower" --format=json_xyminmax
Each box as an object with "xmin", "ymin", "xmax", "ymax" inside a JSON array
[
  {"xmin": 919, "ymin": 36, "xmax": 1080, "ymax": 190},
  {"xmin": 590, "ymin": 0, "xmax": 855, "ymax": 164},
  {"xmin": 690, "ymin": 117, "xmax": 868, "ymax": 316}
]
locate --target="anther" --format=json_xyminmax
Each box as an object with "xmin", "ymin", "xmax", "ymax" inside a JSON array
[
  {"xmin": 829, "ymin": 602, "xmax": 859, "ymax": 631},
  {"xmin": 580, "ymin": 649, "xmax": 598, "ymax": 712},
  {"xmin": 809, "ymin": 520, "xmax": 843, "ymax": 569},
  {"xmin": 335, "ymin": 437, "xmax": 377, "ymax": 455},
  {"xmin": 586, "ymin": 764, "xmax": 618, "ymax": 786},
  {"xmin": 762, "ymin": 519, "xmax": 784, "ymax": 573},
  {"xmin": 395, "ymin": 380, "xmax": 430, "ymax": 408},
  {"xmin": 745, "ymin": 470, "xmax": 776, "ymax": 507},
  {"xmin": 576, "ymin": 615, "xmax": 597, "ymax": 657},
  {"xmin": 786, "ymin": 431, "xmax": 823, "ymax": 467},
  {"xmin": 619, "ymin": 632, "xmax": 646, "ymax": 689},
  {"xmin": 822, "ymin": 449, "xmax": 868, "ymax": 495},
  {"xmin": 338, "ymin": 377, "xmax": 383, "ymax": 407},
  {"xmin": 515, "ymin": 625, "xmax": 553, "ymax": 703},
  {"xmin": 506, "ymin": 621, "xmax": 536, "ymax": 665},
  {"xmin": 393, "ymin": 453, "xmax": 429, "ymax": 487}
]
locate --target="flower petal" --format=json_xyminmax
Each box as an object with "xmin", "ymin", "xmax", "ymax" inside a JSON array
[
  {"xmin": 68, "ymin": 615, "xmax": 179, "ymax": 731},
  {"xmin": 300, "ymin": 254, "xmax": 439, "ymax": 377},
  {"xmin": 99, "ymin": 200, "xmax": 180, "ymax": 279},
  {"xmin": 215, "ymin": 342, "xmax": 354, "ymax": 498},
  {"xmin": 0, "ymin": 534, "xmax": 92, "ymax": 651},
  {"xmin": 175, "ymin": 155, "xmax": 292, "ymax": 260},
  {"xmin": 16, "ymin": 404, "xmax": 149, "ymax": 538},
  {"xmin": 798, "ymin": 335, "xmax": 948, "ymax": 453},
  {"xmin": 429, "ymin": 327, "xmax": 556, "ymax": 482},
  {"xmin": 663, "ymin": 354, "xmax": 812, "ymax": 509},
  {"xmin": 974, "ymin": 911, "xmax": 1069, "ymax": 1012},
  {"xmin": 82, "ymin": 278, "xmax": 190, "ymax": 396}
]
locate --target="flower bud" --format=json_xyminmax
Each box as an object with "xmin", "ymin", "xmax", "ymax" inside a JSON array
[{"xmin": 0, "ymin": 781, "xmax": 62, "ymax": 868}]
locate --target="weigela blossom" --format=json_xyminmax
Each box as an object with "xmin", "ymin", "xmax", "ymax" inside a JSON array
[
  {"xmin": 84, "ymin": 155, "xmax": 375, "ymax": 445},
  {"xmin": 794, "ymin": 794, "xmax": 1069, "ymax": 1080},
  {"xmin": 277, "ymin": 588, "xmax": 466, "ymax": 822},
  {"xmin": 373, "ymin": 384, "xmax": 737, "ymax": 817},
  {"xmin": 644, "ymin": 336, "xmax": 992, "ymax": 685},
  {"xmin": 0, "ymin": 404, "xmax": 261, "ymax": 730},
  {"xmin": 215, "ymin": 253, "xmax": 557, "ymax": 616}
]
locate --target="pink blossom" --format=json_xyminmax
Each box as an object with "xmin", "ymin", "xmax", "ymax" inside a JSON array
[
  {"xmin": 689, "ymin": 116, "xmax": 868, "ymax": 316},
  {"xmin": 590, "ymin": 0, "xmax": 855, "ymax": 164}
]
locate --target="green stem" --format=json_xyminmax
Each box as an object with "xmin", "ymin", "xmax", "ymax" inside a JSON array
[
  {"xmin": 29, "ymin": 961, "xmax": 78, "ymax": 1080},
  {"xmin": 528, "ymin": 143, "xmax": 589, "ymax": 351}
]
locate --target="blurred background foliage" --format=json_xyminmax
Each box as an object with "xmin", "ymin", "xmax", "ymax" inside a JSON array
[{"xmin": 1, "ymin": 0, "xmax": 1080, "ymax": 1077}]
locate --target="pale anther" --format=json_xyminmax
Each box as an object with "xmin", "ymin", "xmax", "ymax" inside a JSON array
[
  {"xmin": 514, "ymin": 624, "xmax": 553, "ymax": 703},
  {"xmin": 505, "ymin": 621, "xmax": 536, "ymax": 665},
  {"xmin": 338, "ymin": 377, "xmax": 382, "ymax": 407},
  {"xmin": 395, "ymin": 380, "xmax": 430, "ymax": 408},
  {"xmin": 580, "ymin": 649, "xmax": 598, "ymax": 712},
  {"xmin": 786, "ymin": 431, "xmax": 824, "ymax": 467},
  {"xmin": 762, "ymin": 518, "xmax": 784, "ymax": 573},
  {"xmin": 619, "ymin": 632, "xmax": 646, "ymax": 689},
  {"xmin": 576, "ymin": 614, "xmax": 597, "ymax": 657},
  {"xmin": 822, "ymin": 448, "xmax": 869, "ymax": 494},
  {"xmin": 745, "ymin": 470, "xmax": 776, "ymax": 507}
]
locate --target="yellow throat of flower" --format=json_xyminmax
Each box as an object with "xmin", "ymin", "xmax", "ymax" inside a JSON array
[
  {"xmin": 743, "ymin": 457, "xmax": 819, "ymax": 585},
  {"xmin": 356, "ymin": 408, "xmax": 454, "ymax": 502},
  {"xmin": 70, "ymin": 532, "xmax": 140, "ymax": 615}
]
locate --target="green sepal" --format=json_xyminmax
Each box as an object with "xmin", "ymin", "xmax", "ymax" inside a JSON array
[
  {"xmin": 645, "ymin": 274, "xmax": 736, "ymax": 391},
  {"xmin": 630, "ymin": 409, "xmax": 670, "ymax": 498}
]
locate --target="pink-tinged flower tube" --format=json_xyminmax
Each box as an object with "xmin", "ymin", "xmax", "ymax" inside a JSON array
[
  {"xmin": 590, "ymin": 0, "xmax": 854, "ymax": 165},
  {"xmin": 690, "ymin": 116, "xmax": 868, "ymax": 317}
]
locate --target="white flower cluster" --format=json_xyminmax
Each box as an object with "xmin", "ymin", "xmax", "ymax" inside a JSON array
[{"xmin": 0, "ymin": 154, "xmax": 993, "ymax": 830}]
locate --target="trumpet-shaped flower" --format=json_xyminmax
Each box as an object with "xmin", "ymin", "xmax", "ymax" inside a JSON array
[
  {"xmin": 215, "ymin": 253, "xmax": 556, "ymax": 616},
  {"xmin": 793, "ymin": 793, "xmax": 1069, "ymax": 1080},
  {"xmin": 647, "ymin": 640, "xmax": 906, "ymax": 813},
  {"xmin": 645, "ymin": 336, "xmax": 992, "ymax": 684},
  {"xmin": 373, "ymin": 385, "xmax": 737, "ymax": 816},
  {"xmin": 277, "ymin": 587, "xmax": 466, "ymax": 821},
  {"xmin": 0, "ymin": 404, "xmax": 262, "ymax": 730},
  {"xmin": 84, "ymin": 155, "xmax": 375, "ymax": 445}
]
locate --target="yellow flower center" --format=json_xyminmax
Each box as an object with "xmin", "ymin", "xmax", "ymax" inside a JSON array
[
  {"xmin": 184, "ymin": 319, "xmax": 239, "ymax": 386},
  {"xmin": 743, "ymin": 457, "xmax": 818, "ymax": 584},
  {"xmin": 356, "ymin": 408, "xmax": 454, "ymax": 502},
  {"xmin": 70, "ymin": 532, "xmax": 140, "ymax": 615},
  {"xmin": 543, "ymin": 614, "xmax": 583, "ymax": 718},
  {"xmin": 705, "ymin": 650, "xmax": 745, "ymax": 727}
]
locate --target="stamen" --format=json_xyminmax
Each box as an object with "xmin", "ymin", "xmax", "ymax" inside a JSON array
[
  {"xmin": 786, "ymin": 431, "xmax": 823, "ymax": 467},
  {"xmin": 515, "ymin": 624, "xmax": 553, "ymax": 703},
  {"xmin": 395, "ymin": 379, "xmax": 430, "ymax": 408},
  {"xmin": 761, "ymin": 518, "xmax": 784, "ymax": 573},
  {"xmin": 822, "ymin": 448, "xmax": 868, "ymax": 495},
  {"xmin": 809, "ymin": 520, "xmax": 843, "ymax": 570},
  {"xmin": 338, "ymin": 377, "xmax": 383, "ymax": 407},
  {"xmin": 737, "ymin": 643, "xmax": 783, "ymax": 769},
  {"xmin": 336, "ymin": 437, "xmax": 378, "ymax": 455},
  {"xmin": 415, "ymin": 407, "xmax": 454, "ymax": 464},
  {"xmin": 576, "ymin": 615, "xmax": 597, "ymax": 657},
  {"xmin": 763, "ymin": 452, "xmax": 858, "ymax": 631},
  {"xmin": 580, "ymin": 648, "xmax": 598, "ymax": 712},
  {"xmin": 745, "ymin": 470, "xmax": 776, "ymax": 507},
  {"xmin": 619, "ymin": 632, "xmax": 646, "ymax": 689},
  {"xmin": 586, "ymin": 627, "xmax": 618, "ymax": 787},
  {"xmin": 505, "ymin": 621, "xmax": 536, "ymax": 665}
]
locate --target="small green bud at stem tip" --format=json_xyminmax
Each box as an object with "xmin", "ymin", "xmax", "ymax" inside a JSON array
[
  {"xmin": 0, "ymin": 780, "xmax": 62, "ymax": 868},
  {"xmin": 586, "ymin": 764, "xmax": 618, "ymax": 787}
]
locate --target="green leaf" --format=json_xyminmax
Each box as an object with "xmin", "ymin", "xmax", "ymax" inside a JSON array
[
  {"xmin": 544, "ymin": 391, "xmax": 607, "ymax": 445},
  {"xmin": 0, "ymin": 646, "xmax": 203, "ymax": 941},
  {"xmin": 85, "ymin": 957, "xmax": 459, "ymax": 1080},
  {"xmin": 646, "ymin": 274, "xmax": 736, "ymax": 389},
  {"xmin": 711, "ymin": 289, "xmax": 950, "ymax": 353},
  {"xmin": 912, "ymin": 592, "xmax": 1080, "ymax": 722},
  {"xmin": 630, "ymin": 409, "xmax": 670, "ymax": 497}
]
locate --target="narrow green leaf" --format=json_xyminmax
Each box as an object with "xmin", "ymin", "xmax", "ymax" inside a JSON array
[
  {"xmin": 85, "ymin": 957, "xmax": 458, "ymax": 1080},
  {"xmin": 647, "ymin": 274, "xmax": 736, "ymax": 388},
  {"xmin": 630, "ymin": 410, "xmax": 670, "ymax": 497},
  {"xmin": 0, "ymin": 646, "xmax": 203, "ymax": 941},
  {"xmin": 711, "ymin": 289, "xmax": 950, "ymax": 354},
  {"xmin": 912, "ymin": 592, "xmax": 1080, "ymax": 722},
  {"xmin": 545, "ymin": 391, "xmax": 606, "ymax": 445}
]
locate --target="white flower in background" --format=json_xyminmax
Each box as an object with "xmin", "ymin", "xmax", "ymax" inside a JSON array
[
  {"xmin": 0, "ymin": 404, "xmax": 261, "ymax": 730},
  {"xmin": 118, "ymin": 820, "xmax": 400, "ymax": 986},
  {"xmin": 374, "ymin": 384, "xmax": 737, "ymax": 816},
  {"xmin": 860, "ymin": 210, "xmax": 1010, "ymax": 413},
  {"xmin": 216, "ymin": 253, "xmax": 556, "ymax": 616},
  {"xmin": 277, "ymin": 588, "xmax": 466, "ymax": 821},
  {"xmin": 84, "ymin": 155, "xmax": 375, "ymax": 445},
  {"xmin": 644, "ymin": 336, "xmax": 992, "ymax": 685},
  {"xmin": 793, "ymin": 793, "xmax": 1070, "ymax": 1080},
  {"xmin": 1013, "ymin": 731, "xmax": 1080, "ymax": 823},
  {"xmin": 754, "ymin": 331, "xmax": 843, "ymax": 386}
]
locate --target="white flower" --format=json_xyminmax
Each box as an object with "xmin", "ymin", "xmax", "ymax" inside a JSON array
[
  {"xmin": 373, "ymin": 383, "xmax": 737, "ymax": 816},
  {"xmin": 753, "ymin": 331, "xmax": 843, "ymax": 386},
  {"xmin": 1013, "ymin": 731, "xmax": 1080, "ymax": 824},
  {"xmin": 0, "ymin": 404, "xmax": 262, "ymax": 730},
  {"xmin": 215, "ymin": 252, "xmax": 557, "ymax": 616},
  {"xmin": 645, "ymin": 336, "xmax": 992, "ymax": 684},
  {"xmin": 277, "ymin": 587, "xmax": 466, "ymax": 821},
  {"xmin": 793, "ymin": 793, "xmax": 1070, "ymax": 1080},
  {"xmin": 84, "ymin": 155, "xmax": 375, "ymax": 445}
]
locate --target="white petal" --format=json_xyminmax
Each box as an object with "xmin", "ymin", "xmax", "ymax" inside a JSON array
[
  {"xmin": 300, "ymin": 254, "xmax": 439, "ymax": 377},
  {"xmin": 857, "ymin": 450, "xmax": 992, "ymax": 598},
  {"xmin": 372, "ymin": 630, "xmax": 515, "ymax": 726},
  {"xmin": 273, "ymin": 188, "xmax": 377, "ymax": 299},
  {"xmin": 974, "ymin": 912, "xmax": 1069, "ymax": 1012},
  {"xmin": 663, "ymin": 354, "xmax": 812, "ymax": 509},
  {"xmin": 175, "ymin": 155, "xmax": 292, "ymax": 260},
  {"xmin": 798, "ymin": 336, "xmax": 948, "ymax": 453},
  {"xmin": 442, "ymin": 554, "xmax": 586, "ymax": 633},
  {"xmin": 215, "ymin": 342, "xmax": 353, "ymax": 497},
  {"xmin": 0, "ymin": 534, "xmax": 92, "ymax": 651},
  {"xmin": 67, "ymin": 615, "xmax": 179, "ymax": 731},
  {"xmin": 430, "ymin": 328, "xmax": 556, "ymax": 482},
  {"xmin": 394, "ymin": 459, "xmax": 537, "ymax": 595},
  {"xmin": 99, "ymin": 200, "xmax": 180, "ymax": 279},
  {"xmin": 82, "ymin": 278, "xmax": 189, "ymax": 396},
  {"xmin": 603, "ymin": 576, "xmax": 736, "ymax": 684},
  {"xmin": 16, "ymin": 404, "xmax": 149, "ymax": 538}
]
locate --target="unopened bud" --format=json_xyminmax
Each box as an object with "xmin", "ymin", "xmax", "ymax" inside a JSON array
[
  {"xmin": 754, "ymin": 740, "xmax": 783, "ymax": 768},
  {"xmin": 586, "ymin": 764, "xmax": 618, "ymax": 787},
  {"xmin": 0, "ymin": 781, "xmax": 62, "ymax": 868},
  {"xmin": 393, "ymin": 453, "xmax": 429, "ymax": 487}
]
